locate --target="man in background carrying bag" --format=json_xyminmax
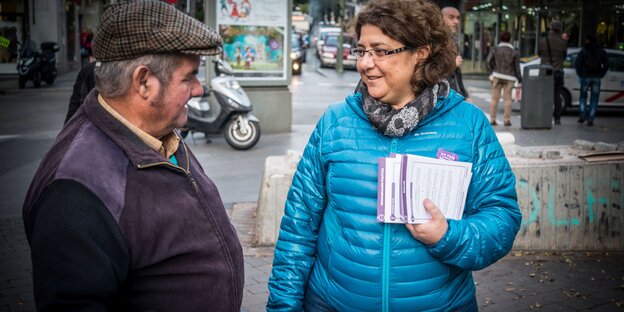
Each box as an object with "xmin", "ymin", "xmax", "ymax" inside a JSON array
[{"xmin": 538, "ymin": 20, "xmax": 567, "ymax": 125}]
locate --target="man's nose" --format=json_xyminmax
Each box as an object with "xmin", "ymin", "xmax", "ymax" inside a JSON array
[{"xmin": 191, "ymin": 78, "xmax": 204, "ymax": 97}]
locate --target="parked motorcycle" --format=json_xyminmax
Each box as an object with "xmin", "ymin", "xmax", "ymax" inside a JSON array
[
  {"xmin": 39, "ymin": 42, "xmax": 59, "ymax": 85},
  {"xmin": 181, "ymin": 58, "xmax": 260, "ymax": 150},
  {"xmin": 17, "ymin": 41, "xmax": 59, "ymax": 89}
]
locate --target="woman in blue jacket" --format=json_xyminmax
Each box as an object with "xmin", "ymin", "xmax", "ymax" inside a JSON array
[{"xmin": 267, "ymin": 0, "xmax": 522, "ymax": 311}]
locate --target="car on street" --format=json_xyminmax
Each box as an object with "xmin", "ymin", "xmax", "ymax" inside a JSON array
[
  {"xmin": 318, "ymin": 34, "xmax": 357, "ymax": 69},
  {"xmin": 291, "ymin": 34, "xmax": 304, "ymax": 75},
  {"xmin": 519, "ymin": 48, "xmax": 624, "ymax": 113},
  {"xmin": 313, "ymin": 25, "xmax": 342, "ymax": 58}
]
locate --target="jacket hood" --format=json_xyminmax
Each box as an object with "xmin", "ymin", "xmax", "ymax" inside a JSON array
[
  {"xmin": 584, "ymin": 41, "xmax": 601, "ymax": 51},
  {"xmin": 345, "ymin": 86, "xmax": 466, "ymax": 131}
]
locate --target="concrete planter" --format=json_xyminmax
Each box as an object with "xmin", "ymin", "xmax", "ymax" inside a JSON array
[{"xmin": 255, "ymin": 146, "xmax": 624, "ymax": 250}]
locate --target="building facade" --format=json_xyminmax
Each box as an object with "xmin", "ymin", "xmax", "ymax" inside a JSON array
[
  {"xmin": 0, "ymin": 0, "xmax": 204, "ymax": 75},
  {"xmin": 2, "ymin": 0, "xmax": 622, "ymax": 75},
  {"xmin": 0, "ymin": 0, "xmax": 110, "ymax": 75}
]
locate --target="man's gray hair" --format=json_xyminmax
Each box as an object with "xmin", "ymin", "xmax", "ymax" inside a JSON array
[
  {"xmin": 94, "ymin": 54, "xmax": 184, "ymax": 99},
  {"xmin": 550, "ymin": 20, "xmax": 562, "ymax": 33}
]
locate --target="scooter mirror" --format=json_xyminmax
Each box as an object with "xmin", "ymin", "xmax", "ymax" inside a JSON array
[
  {"xmin": 202, "ymin": 84, "xmax": 211, "ymax": 97},
  {"xmin": 213, "ymin": 58, "xmax": 235, "ymax": 76}
]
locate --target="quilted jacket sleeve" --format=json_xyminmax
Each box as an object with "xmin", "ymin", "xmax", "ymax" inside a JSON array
[
  {"xmin": 267, "ymin": 118, "xmax": 328, "ymax": 311},
  {"xmin": 428, "ymin": 112, "xmax": 522, "ymax": 271}
]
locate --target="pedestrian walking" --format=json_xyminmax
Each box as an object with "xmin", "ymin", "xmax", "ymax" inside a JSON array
[
  {"xmin": 79, "ymin": 27, "xmax": 94, "ymax": 67},
  {"xmin": 266, "ymin": 0, "xmax": 521, "ymax": 310},
  {"xmin": 441, "ymin": 6, "xmax": 472, "ymax": 102},
  {"xmin": 538, "ymin": 20, "xmax": 567, "ymax": 125},
  {"xmin": 486, "ymin": 31, "xmax": 522, "ymax": 126},
  {"xmin": 575, "ymin": 34, "xmax": 609, "ymax": 127},
  {"xmin": 22, "ymin": 1, "xmax": 244, "ymax": 310},
  {"xmin": 64, "ymin": 60, "xmax": 95, "ymax": 124}
]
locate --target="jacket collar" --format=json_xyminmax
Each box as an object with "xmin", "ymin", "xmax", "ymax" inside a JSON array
[
  {"xmin": 82, "ymin": 89, "xmax": 189, "ymax": 171},
  {"xmin": 497, "ymin": 42, "xmax": 515, "ymax": 49}
]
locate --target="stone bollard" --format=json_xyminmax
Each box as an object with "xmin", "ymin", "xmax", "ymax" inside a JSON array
[{"xmin": 254, "ymin": 150, "xmax": 301, "ymax": 246}]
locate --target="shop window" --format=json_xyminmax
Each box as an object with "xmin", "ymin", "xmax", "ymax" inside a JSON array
[{"xmin": 0, "ymin": 15, "xmax": 24, "ymax": 64}]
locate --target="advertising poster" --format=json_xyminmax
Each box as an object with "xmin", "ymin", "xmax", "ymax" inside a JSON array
[{"xmin": 216, "ymin": 0, "xmax": 287, "ymax": 80}]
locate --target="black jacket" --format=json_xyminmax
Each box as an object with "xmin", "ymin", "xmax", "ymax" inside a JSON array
[
  {"xmin": 448, "ymin": 67, "xmax": 469, "ymax": 98},
  {"xmin": 447, "ymin": 38, "xmax": 469, "ymax": 98},
  {"xmin": 65, "ymin": 61, "xmax": 96, "ymax": 124},
  {"xmin": 575, "ymin": 43, "xmax": 609, "ymax": 78}
]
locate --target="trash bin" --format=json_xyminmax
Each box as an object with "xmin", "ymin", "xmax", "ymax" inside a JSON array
[{"xmin": 521, "ymin": 64, "xmax": 553, "ymax": 129}]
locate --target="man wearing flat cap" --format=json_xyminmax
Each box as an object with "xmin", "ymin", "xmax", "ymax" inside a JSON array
[
  {"xmin": 22, "ymin": 1, "xmax": 244, "ymax": 311},
  {"xmin": 538, "ymin": 20, "xmax": 568, "ymax": 125}
]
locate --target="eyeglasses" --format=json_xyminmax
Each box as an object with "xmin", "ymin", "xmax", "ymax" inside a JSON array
[{"xmin": 349, "ymin": 46, "xmax": 412, "ymax": 60}]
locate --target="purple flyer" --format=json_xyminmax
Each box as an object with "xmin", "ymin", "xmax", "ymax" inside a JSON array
[{"xmin": 436, "ymin": 148, "xmax": 458, "ymax": 161}]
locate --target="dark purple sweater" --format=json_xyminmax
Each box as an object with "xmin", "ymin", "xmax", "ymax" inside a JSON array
[{"xmin": 23, "ymin": 90, "xmax": 244, "ymax": 311}]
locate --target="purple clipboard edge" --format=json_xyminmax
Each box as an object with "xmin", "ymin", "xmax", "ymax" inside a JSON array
[{"xmin": 377, "ymin": 157, "xmax": 385, "ymax": 222}]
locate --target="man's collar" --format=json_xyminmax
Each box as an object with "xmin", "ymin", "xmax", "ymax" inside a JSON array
[{"xmin": 98, "ymin": 94, "xmax": 179, "ymax": 159}]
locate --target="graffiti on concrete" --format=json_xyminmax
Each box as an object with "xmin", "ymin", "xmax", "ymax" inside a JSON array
[{"xmin": 517, "ymin": 178, "xmax": 623, "ymax": 227}]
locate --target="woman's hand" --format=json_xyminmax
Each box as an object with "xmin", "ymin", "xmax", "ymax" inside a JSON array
[
  {"xmin": 455, "ymin": 55, "xmax": 463, "ymax": 67},
  {"xmin": 405, "ymin": 198, "xmax": 449, "ymax": 245}
]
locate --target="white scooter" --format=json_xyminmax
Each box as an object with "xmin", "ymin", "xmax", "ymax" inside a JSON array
[{"xmin": 182, "ymin": 58, "xmax": 260, "ymax": 150}]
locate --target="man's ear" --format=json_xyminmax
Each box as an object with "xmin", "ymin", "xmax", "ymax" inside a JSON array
[{"xmin": 132, "ymin": 65, "xmax": 155, "ymax": 99}]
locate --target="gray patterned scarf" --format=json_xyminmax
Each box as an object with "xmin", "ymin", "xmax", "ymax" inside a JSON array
[{"xmin": 356, "ymin": 80, "xmax": 450, "ymax": 137}]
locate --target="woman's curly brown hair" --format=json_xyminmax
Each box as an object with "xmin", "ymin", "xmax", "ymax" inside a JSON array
[{"xmin": 352, "ymin": 0, "xmax": 456, "ymax": 95}]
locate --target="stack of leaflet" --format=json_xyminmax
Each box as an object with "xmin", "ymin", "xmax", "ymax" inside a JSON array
[{"xmin": 377, "ymin": 153, "xmax": 472, "ymax": 224}]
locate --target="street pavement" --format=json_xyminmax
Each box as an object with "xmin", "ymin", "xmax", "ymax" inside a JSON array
[{"xmin": 1, "ymin": 60, "xmax": 624, "ymax": 312}]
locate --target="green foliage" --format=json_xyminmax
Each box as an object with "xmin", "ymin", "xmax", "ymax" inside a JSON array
[
  {"xmin": 195, "ymin": 8, "xmax": 204, "ymax": 23},
  {"xmin": 299, "ymin": 3, "xmax": 309, "ymax": 14},
  {"xmin": 294, "ymin": 0, "xmax": 312, "ymax": 14},
  {"xmin": 293, "ymin": 0, "xmax": 308, "ymax": 6}
]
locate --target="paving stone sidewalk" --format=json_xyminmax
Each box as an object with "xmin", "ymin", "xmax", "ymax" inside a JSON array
[
  {"xmin": 231, "ymin": 203, "xmax": 624, "ymax": 312},
  {"xmin": 2, "ymin": 203, "xmax": 623, "ymax": 311},
  {"xmin": 0, "ymin": 217, "xmax": 34, "ymax": 312}
]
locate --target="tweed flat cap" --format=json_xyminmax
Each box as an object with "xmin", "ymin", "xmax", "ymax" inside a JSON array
[{"xmin": 93, "ymin": 0, "xmax": 222, "ymax": 62}]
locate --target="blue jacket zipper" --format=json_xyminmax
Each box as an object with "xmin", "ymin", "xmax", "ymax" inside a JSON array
[{"xmin": 383, "ymin": 138, "xmax": 399, "ymax": 312}]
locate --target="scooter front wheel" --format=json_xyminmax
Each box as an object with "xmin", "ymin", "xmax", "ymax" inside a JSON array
[
  {"xmin": 18, "ymin": 76, "xmax": 27, "ymax": 89},
  {"xmin": 224, "ymin": 116, "xmax": 260, "ymax": 150},
  {"xmin": 33, "ymin": 71, "xmax": 41, "ymax": 88}
]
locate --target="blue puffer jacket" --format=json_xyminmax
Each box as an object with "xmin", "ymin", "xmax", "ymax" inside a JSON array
[{"xmin": 267, "ymin": 89, "xmax": 522, "ymax": 311}]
